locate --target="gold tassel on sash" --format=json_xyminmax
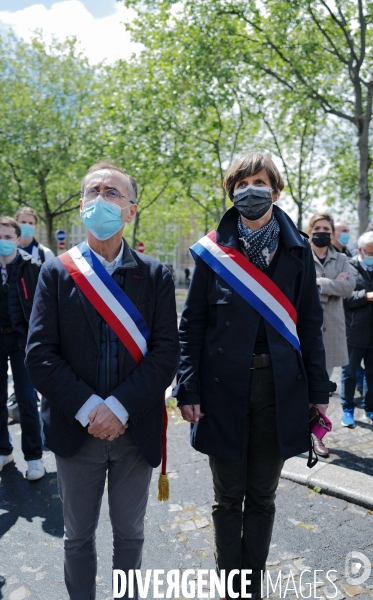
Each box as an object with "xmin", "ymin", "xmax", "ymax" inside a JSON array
[{"xmin": 157, "ymin": 397, "xmax": 169, "ymax": 502}]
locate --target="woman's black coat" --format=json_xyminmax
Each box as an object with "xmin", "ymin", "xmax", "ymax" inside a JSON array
[{"xmin": 173, "ymin": 205, "xmax": 332, "ymax": 463}]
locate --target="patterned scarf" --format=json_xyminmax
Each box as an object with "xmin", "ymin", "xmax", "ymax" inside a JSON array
[{"xmin": 237, "ymin": 214, "xmax": 280, "ymax": 270}]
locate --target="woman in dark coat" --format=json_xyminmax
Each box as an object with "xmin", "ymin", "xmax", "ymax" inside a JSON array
[{"xmin": 172, "ymin": 151, "xmax": 332, "ymax": 600}]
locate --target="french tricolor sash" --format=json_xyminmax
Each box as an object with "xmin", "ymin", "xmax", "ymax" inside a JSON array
[
  {"xmin": 59, "ymin": 243, "xmax": 150, "ymax": 364},
  {"xmin": 190, "ymin": 230, "xmax": 301, "ymax": 351},
  {"xmin": 60, "ymin": 243, "xmax": 170, "ymax": 500}
]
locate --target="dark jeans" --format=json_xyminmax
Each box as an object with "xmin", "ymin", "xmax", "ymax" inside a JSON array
[
  {"xmin": 341, "ymin": 345, "xmax": 373, "ymax": 412},
  {"xmin": 209, "ymin": 366, "xmax": 283, "ymax": 598},
  {"xmin": 0, "ymin": 331, "xmax": 42, "ymax": 460}
]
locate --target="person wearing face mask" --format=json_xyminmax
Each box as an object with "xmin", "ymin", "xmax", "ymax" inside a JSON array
[
  {"xmin": 308, "ymin": 212, "xmax": 355, "ymax": 455},
  {"xmin": 332, "ymin": 221, "xmax": 352, "ymax": 258},
  {"xmin": 25, "ymin": 161, "xmax": 179, "ymax": 600},
  {"xmin": 341, "ymin": 231, "xmax": 373, "ymax": 428},
  {"xmin": 15, "ymin": 206, "xmax": 55, "ymax": 264},
  {"xmin": 173, "ymin": 151, "xmax": 334, "ymax": 600},
  {"xmin": 0, "ymin": 216, "xmax": 45, "ymax": 479}
]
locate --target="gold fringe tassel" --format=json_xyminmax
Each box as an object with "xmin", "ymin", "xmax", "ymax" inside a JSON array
[{"xmin": 157, "ymin": 473, "xmax": 169, "ymax": 502}]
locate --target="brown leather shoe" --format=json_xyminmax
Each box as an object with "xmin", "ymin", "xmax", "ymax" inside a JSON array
[{"xmin": 313, "ymin": 435, "xmax": 329, "ymax": 458}]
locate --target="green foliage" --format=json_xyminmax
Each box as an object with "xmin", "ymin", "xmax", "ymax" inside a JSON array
[
  {"xmin": 123, "ymin": 0, "xmax": 373, "ymax": 231},
  {"xmin": 0, "ymin": 33, "xmax": 99, "ymax": 247}
]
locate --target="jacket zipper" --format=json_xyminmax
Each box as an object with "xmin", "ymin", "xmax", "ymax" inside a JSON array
[{"xmin": 106, "ymin": 323, "xmax": 110, "ymax": 398}]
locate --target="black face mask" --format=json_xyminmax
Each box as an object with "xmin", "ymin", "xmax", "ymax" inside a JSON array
[
  {"xmin": 312, "ymin": 232, "xmax": 331, "ymax": 248},
  {"xmin": 233, "ymin": 185, "xmax": 273, "ymax": 222}
]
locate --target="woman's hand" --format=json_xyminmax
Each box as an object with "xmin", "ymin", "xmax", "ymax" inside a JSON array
[
  {"xmin": 179, "ymin": 404, "xmax": 205, "ymax": 424},
  {"xmin": 309, "ymin": 403, "xmax": 329, "ymax": 413},
  {"xmin": 335, "ymin": 271, "xmax": 348, "ymax": 281}
]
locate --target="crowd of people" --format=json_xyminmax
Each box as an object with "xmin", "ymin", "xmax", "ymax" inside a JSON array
[
  {"xmin": 0, "ymin": 154, "xmax": 372, "ymax": 600},
  {"xmin": 307, "ymin": 212, "xmax": 373, "ymax": 458}
]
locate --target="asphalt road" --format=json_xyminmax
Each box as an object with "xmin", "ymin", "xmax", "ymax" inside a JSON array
[{"xmin": 1, "ymin": 410, "xmax": 373, "ymax": 600}]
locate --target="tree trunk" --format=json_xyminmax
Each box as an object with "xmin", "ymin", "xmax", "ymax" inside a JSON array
[
  {"xmin": 45, "ymin": 212, "xmax": 56, "ymax": 253},
  {"xmin": 132, "ymin": 211, "xmax": 140, "ymax": 248},
  {"xmin": 297, "ymin": 202, "xmax": 303, "ymax": 231},
  {"xmin": 357, "ymin": 114, "xmax": 372, "ymax": 234}
]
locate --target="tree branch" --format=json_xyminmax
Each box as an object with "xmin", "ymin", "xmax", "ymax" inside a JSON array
[
  {"xmin": 221, "ymin": 8, "xmax": 356, "ymax": 125},
  {"xmin": 262, "ymin": 116, "xmax": 297, "ymax": 202},
  {"xmin": 53, "ymin": 204, "xmax": 80, "ymax": 217},
  {"xmin": 139, "ymin": 178, "xmax": 172, "ymax": 212},
  {"xmin": 8, "ymin": 161, "xmax": 23, "ymax": 203},
  {"xmin": 51, "ymin": 192, "xmax": 80, "ymax": 215},
  {"xmin": 319, "ymin": 0, "xmax": 359, "ymax": 64},
  {"xmin": 308, "ymin": 5, "xmax": 350, "ymax": 66}
]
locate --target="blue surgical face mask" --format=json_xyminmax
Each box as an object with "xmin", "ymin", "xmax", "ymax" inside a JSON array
[
  {"xmin": 81, "ymin": 196, "xmax": 125, "ymax": 241},
  {"xmin": 339, "ymin": 232, "xmax": 350, "ymax": 246},
  {"xmin": 363, "ymin": 254, "xmax": 373, "ymax": 267},
  {"xmin": 20, "ymin": 224, "xmax": 35, "ymax": 239},
  {"xmin": 0, "ymin": 240, "xmax": 16, "ymax": 257}
]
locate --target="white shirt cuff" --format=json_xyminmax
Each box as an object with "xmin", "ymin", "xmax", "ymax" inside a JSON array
[
  {"xmin": 105, "ymin": 395, "xmax": 129, "ymax": 425},
  {"xmin": 75, "ymin": 394, "xmax": 104, "ymax": 427}
]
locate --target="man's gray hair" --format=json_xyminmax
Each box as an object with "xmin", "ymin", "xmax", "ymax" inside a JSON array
[
  {"xmin": 81, "ymin": 161, "xmax": 137, "ymax": 203},
  {"xmin": 358, "ymin": 231, "xmax": 373, "ymax": 250}
]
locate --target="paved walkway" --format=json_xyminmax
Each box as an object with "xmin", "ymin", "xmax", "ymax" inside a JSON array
[
  {"xmin": 2, "ymin": 411, "xmax": 373, "ymax": 599},
  {"xmin": 303, "ymin": 367, "xmax": 373, "ymax": 476}
]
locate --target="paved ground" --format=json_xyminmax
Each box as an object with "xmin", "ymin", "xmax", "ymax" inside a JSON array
[
  {"xmin": 2, "ymin": 289, "xmax": 373, "ymax": 599},
  {"xmin": 298, "ymin": 367, "xmax": 373, "ymax": 476},
  {"xmin": 2, "ymin": 410, "xmax": 373, "ymax": 600}
]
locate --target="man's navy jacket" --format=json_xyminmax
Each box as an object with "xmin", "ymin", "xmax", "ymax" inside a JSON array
[
  {"xmin": 25, "ymin": 240, "xmax": 179, "ymax": 467},
  {"xmin": 173, "ymin": 205, "xmax": 333, "ymax": 463}
]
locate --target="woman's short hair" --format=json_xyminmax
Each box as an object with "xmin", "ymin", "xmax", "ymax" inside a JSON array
[
  {"xmin": 14, "ymin": 206, "xmax": 38, "ymax": 224},
  {"xmin": 307, "ymin": 212, "xmax": 335, "ymax": 234},
  {"xmin": 223, "ymin": 151, "xmax": 285, "ymax": 200},
  {"xmin": 358, "ymin": 231, "xmax": 373, "ymax": 250}
]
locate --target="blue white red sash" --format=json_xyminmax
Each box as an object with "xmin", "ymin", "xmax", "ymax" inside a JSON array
[
  {"xmin": 59, "ymin": 243, "xmax": 150, "ymax": 364},
  {"xmin": 190, "ymin": 230, "xmax": 300, "ymax": 350}
]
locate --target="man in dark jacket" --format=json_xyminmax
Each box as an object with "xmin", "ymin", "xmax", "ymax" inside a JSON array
[
  {"xmin": 342, "ymin": 231, "xmax": 373, "ymax": 427},
  {"xmin": 26, "ymin": 162, "xmax": 179, "ymax": 600},
  {"xmin": 0, "ymin": 216, "xmax": 44, "ymax": 479},
  {"xmin": 173, "ymin": 152, "xmax": 332, "ymax": 599}
]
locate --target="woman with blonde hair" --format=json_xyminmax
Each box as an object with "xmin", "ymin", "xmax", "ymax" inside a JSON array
[{"xmin": 307, "ymin": 211, "xmax": 355, "ymax": 457}]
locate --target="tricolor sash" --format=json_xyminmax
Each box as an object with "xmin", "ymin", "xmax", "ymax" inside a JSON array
[
  {"xmin": 190, "ymin": 230, "xmax": 300, "ymax": 350},
  {"xmin": 59, "ymin": 243, "xmax": 151, "ymax": 363}
]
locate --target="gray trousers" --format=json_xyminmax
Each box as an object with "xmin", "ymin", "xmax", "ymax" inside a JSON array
[{"xmin": 56, "ymin": 430, "xmax": 153, "ymax": 600}]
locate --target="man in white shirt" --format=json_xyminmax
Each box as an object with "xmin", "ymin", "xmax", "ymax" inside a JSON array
[{"xmin": 26, "ymin": 161, "xmax": 179, "ymax": 599}]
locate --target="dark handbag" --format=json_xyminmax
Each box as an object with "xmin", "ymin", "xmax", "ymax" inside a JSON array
[{"xmin": 307, "ymin": 407, "xmax": 320, "ymax": 468}]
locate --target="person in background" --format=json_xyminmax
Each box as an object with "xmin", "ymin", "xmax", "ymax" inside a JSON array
[
  {"xmin": 15, "ymin": 206, "xmax": 55, "ymax": 264},
  {"xmin": 342, "ymin": 231, "xmax": 373, "ymax": 428},
  {"xmin": 332, "ymin": 221, "xmax": 352, "ymax": 257},
  {"xmin": 308, "ymin": 212, "xmax": 355, "ymax": 456},
  {"xmin": 184, "ymin": 267, "xmax": 190, "ymax": 285},
  {"xmin": 350, "ymin": 223, "xmax": 373, "ymax": 257},
  {"xmin": 0, "ymin": 216, "xmax": 45, "ymax": 479}
]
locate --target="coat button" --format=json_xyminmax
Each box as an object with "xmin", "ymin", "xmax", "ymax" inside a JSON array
[
  {"xmin": 225, "ymin": 321, "xmax": 230, "ymax": 326},
  {"xmin": 323, "ymin": 327, "xmax": 326, "ymax": 331},
  {"xmin": 218, "ymin": 348, "xmax": 224, "ymax": 354},
  {"xmin": 214, "ymin": 378, "xmax": 220, "ymax": 383},
  {"xmin": 296, "ymin": 375, "xmax": 302, "ymax": 380}
]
